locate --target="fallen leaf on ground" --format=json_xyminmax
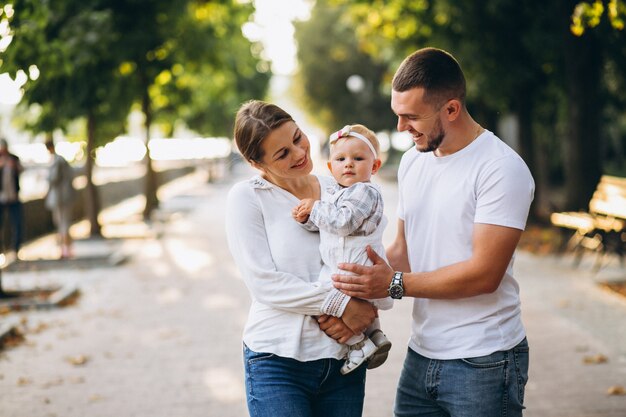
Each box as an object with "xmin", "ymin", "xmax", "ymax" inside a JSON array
[
  {"xmin": 17, "ymin": 377, "xmax": 32, "ymax": 386},
  {"xmin": 66, "ymin": 355, "xmax": 89, "ymax": 366},
  {"xmin": 42, "ymin": 377, "xmax": 64, "ymax": 388},
  {"xmin": 557, "ymin": 299, "xmax": 570, "ymax": 308},
  {"xmin": 68, "ymin": 376, "xmax": 85, "ymax": 384},
  {"xmin": 607, "ymin": 385, "xmax": 626, "ymax": 395},
  {"xmin": 89, "ymin": 394, "xmax": 103, "ymax": 402},
  {"xmin": 31, "ymin": 322, "xmax": 50, "ymax": 334},
  {"xmin": 583, "ymin": 354, "xmax": 608, "ymax": 364}
]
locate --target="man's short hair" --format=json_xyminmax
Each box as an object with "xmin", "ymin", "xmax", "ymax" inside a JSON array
[{"xmin": 392, "ymin": 47, "xmax": 466, "ymax": 107}]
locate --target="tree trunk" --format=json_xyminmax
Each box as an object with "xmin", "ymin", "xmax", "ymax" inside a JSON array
[
  {"xmin": 562, "ymin": 3, "xmax": 603, "ymax": 210},
  {"xmin": 85, "ymin": 112, "xmax": 102, "ymax": 237},
  {"xmin": 141, "ymin": 83, "xmax": 159, "ymax": 221},
  {"xmin": 516, "ymin": 89, "xmax": 541, "ymax": 221}
]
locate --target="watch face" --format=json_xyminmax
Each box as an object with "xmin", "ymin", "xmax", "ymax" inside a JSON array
[{"xmin": 389, "ymin": 285, "xmax": 403, "ymax": 299}]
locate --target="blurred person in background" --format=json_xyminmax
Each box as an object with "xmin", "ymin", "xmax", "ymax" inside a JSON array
[
  {"xmin": 45, "ymin": 140, "xmax": 77, "ymax": 259},
  {"xmin": 0, "ymin": 138, "xmax": 24, "ymax": 260}
]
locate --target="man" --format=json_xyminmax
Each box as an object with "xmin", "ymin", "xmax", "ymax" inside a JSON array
[
  {"xmin": 0, "ymin": 138, "xmax": 24, "ymax": 259},
  {"xmin": 332, "ymin": 48, "xmax": 535, "ymax": 416}
]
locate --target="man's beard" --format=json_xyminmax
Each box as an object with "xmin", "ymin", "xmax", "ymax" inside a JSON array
[{"xmin": 419, "ymin": 118, "xmax": 445, "ymax": 153}]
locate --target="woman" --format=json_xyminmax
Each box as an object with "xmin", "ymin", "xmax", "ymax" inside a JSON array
[{"xmin": 226, "ymin": 100, "xmax": 376, "ymax": 417}]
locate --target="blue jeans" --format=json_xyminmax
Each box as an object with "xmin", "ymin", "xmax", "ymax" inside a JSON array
[
  {"xmin": 0, "ymin": 201, "xmax": 24, "ymax": 253},
  {"xmin": 394, "ymin": 338, "xmax": 529, "ymax": 417},
  {"xmin": 243, "ymin": 344, "xmax": 366, "ymax": 417}
]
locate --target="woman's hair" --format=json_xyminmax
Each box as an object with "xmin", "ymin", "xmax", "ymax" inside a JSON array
[
  {"xmin": 233, "ymin": 100, "xmax": 294, "ymax": 163},
  {"xmin": 391, "ymin": 47, "xmax": 466, "ymax": 107},
  {"xmin": 340, "ymin": 124, "xmax": 380, "ymax": 155}
]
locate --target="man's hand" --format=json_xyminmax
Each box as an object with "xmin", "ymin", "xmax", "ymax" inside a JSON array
[
  {"xmin": 291, "ymin": 198, "xmax": 316, "ymax": 223},
  {"xmin": 333, "ymin": 246, "xmax": 394, "ymax": 299},
  {"xmin": 317, "ymin": 315, "xmax": 355, "ymax": 344}
]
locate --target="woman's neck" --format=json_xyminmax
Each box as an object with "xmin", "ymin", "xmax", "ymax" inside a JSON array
[{"xmin": 262, "ymin": 173, "xmax": 318, "ymax": 200}]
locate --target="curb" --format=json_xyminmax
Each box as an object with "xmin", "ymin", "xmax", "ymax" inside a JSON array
[
  {"xmin": 0, "ymin": 285, "xmax": 80, "ymax": 311},
  {"xmin": 3, "ymin": 251, "xmax": 130, "ymax": 273}
]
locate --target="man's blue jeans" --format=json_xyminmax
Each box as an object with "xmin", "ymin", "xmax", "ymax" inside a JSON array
[
  {"xmin": 394, "ymin": 338, "xmax": 529, "ymax": 417},
  {"xmin": 243, "ymin": 344, "xmax": 366, "ymax": 417}
]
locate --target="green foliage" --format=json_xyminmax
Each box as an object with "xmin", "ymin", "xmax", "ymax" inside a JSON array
[
  {"xmin": 1, "ymin": 0, "xmax": 133, "ymax": 145},
  {"xmin": 294, "ymin": 0, "xmax": 396, "ymax": 135},
  {"xmin": 0, "ymin": 0, "xmax": 270, "ymax": 142},
  {"xmin": 571, "ymin": 0, "xmax": 626, "ymax": 35},
  {"xmin": 154, "ymin": 0, "xmax": 271, "ymax": 136},
  {"xmin": 318, "ymin": 0, "xmax": 626, "ymax": 212}
]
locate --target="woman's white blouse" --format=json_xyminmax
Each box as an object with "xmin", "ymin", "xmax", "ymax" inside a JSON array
[{"xmin": 226, "ymin": 174, "xmax": 350, "ymax": 361}]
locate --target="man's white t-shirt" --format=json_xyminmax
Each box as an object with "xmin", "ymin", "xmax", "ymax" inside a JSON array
[{"xmin": 397, "ymin": 130, "xmax": 535, "ymax": 360}]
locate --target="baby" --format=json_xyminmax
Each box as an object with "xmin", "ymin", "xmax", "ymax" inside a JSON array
[{"xmin": 292, "ymin": 124, "xmax": 392, "ymax": 375}]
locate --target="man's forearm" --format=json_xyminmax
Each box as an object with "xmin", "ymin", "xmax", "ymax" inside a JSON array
[{"xmin": 386, "ymin": 241, "xmax": 410, "ymax": 272}]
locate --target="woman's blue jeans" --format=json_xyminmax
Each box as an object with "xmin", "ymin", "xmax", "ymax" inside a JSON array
[
  {"xmin": 394, "ymin": 338, "xmax": 529, "ymax": 417},
  {"xmin": 243, "ymin": 344, "xmax": 366, "ymax": 417}
]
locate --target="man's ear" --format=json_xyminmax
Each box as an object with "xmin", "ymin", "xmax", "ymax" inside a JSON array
[
  {"xmin": 445, "ymin": 99, "xmax": 462, "ymax": 121},
  {"xmin": 371, "ymin": 159, "xmax": 382, "ymax": 174}
]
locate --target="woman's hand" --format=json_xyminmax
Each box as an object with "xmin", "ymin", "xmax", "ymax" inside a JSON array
[
  {"xmin": 317, "ymin": 315, "xmax": 355, "ymax": 344},
  {"xmin": 341, "ymin": 298, "xmax": 376, "ymax": 334}
]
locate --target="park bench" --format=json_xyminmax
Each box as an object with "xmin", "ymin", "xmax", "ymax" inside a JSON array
[{"xmin": 550, "ymin": 175, "xmax": 626, "ymax": 271}]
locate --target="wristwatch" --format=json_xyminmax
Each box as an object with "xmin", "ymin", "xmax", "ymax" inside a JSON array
[{"xmin": 388, "ymin": 271, "xmax": 404, "ymax": 299}]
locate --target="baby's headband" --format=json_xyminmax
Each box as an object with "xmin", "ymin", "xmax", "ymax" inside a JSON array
[{"xmin": 328, "ymin": 125, "xmax": 377, "ymax": 158}]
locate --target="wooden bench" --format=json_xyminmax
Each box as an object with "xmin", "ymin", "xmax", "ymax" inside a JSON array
[{"xmin": 550, "ymin": 175, "xmax": 626, "ymax": 270}]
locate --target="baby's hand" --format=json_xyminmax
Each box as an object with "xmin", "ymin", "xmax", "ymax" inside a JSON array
[
  {"xmin": 291, "ymin": 204, "xmax": 305, "ymax": 222},
  {"xmin": 292, "ymin": 198, "xmax": 316, "ymax": 223}
]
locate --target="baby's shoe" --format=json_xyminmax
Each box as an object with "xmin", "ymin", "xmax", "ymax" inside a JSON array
[
  {"xmin": 341, "ymin": 337, "xmax": 378, "ymax": 375},
  {"xmin": 367, "ymin": 329, "xmax": 392, "ymax": 369}
]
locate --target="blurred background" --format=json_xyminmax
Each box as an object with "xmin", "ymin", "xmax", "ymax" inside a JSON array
[{"xmin": 0, "ymin": 0, "xmax": 625, "ymax": 232}]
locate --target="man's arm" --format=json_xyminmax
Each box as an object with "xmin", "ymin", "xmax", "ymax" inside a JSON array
[
  {"xmin": 332, "ymin": 223, "xmax": 523, "ymax": 300},
  {"xmin": 386, "ymin": 219, "xmax": 410, "ymax": 273}
]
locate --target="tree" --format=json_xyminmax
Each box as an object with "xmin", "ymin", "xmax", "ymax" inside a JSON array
[
  {"xmin": 294, "ymin": 0, "xmax": 397, "ymax": 136},
  {"xmin": 2, "ymin": 0, "xmax": 271, "ymax": 226},
  {"xmin": 327, "ymin": 0, "xmax": 624, "ymax": 216},
  {"xmin": 155, "ymin": 1, "xmax": 270, "ymax": 137},
  {"xmin": 569, "ymin": 0, "xmax": 626, "ymax": 178},
  {"xmin": 1, "ymin": 0, "xmax": 134, "ymax": 237},
  {"xmin": 108, "ymin": 0, "xmax": 270, "ymax": 219}
]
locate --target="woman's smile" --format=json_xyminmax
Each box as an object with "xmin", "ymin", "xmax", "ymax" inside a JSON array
[{"xmin": 292, "ymin": 154, "xmax": 309, "ymax": 169}]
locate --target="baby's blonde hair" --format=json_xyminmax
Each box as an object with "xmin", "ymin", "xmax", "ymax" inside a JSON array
[{"xmin": 331, "ymin": 124, "xmax": 380, "ymax": 156}]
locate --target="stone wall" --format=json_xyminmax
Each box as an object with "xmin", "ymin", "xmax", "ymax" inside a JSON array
[{"xmin": 0, "ymin": 165, "xmax": 195, "ymax": 251}]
